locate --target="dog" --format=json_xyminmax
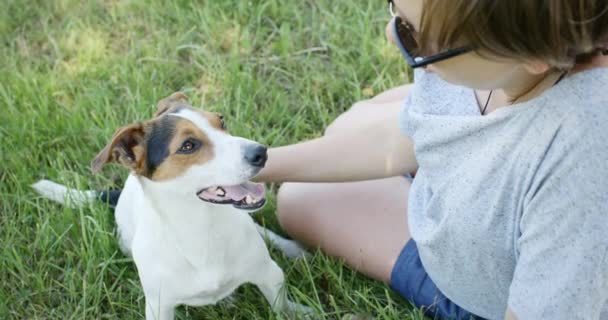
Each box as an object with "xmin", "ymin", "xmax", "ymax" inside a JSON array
[{"xmin": 32, "ymin": 92, "xmax": 311, "ymax": 319}]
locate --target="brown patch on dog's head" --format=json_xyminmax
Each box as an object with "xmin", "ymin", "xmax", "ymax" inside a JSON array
[
  {"xmin": 92, "ymin": 92, "xmax": 221, "ymax": 180},
  {"xmin": 155, "ymin": 92, "xmax": 226, "ymax": 131},
  {"xmin": 154, "ymin": 92, "xmax": 189, "ymax": 117},
  {"xmin": 202, "ymin": 112, "xmax": 226, "ymax": 131},
  {"xmin": 91, "ymin": 123, "xmax": 147, "ymax": 174},
  {"xmin": 146, "ymin": 116, "xmax": 215, "ymax": 181}
]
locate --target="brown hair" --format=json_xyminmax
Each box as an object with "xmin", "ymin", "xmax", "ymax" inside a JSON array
[{"xmin": 419, "ymin": 0, "xmax": 608, "ymax": 69}]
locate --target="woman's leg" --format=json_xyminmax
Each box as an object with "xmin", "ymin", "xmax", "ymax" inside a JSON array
[
  {"xmin": 325, "ymin": 84, "xmax": 410, "ymax": 135},
  {"xmin": 277, "ymin": 177, "xmax": 410, "ymax": 283},
  {"xmin": 276, "ymin": 84, "xmax": 412, "ymax": 283}
]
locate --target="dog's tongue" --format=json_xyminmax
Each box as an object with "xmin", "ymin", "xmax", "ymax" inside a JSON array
[
  {"xmin": 223, "ymin": 182, "xmax": 265, "ymax": 201},
  {"xmin": 197, "ymin": 182, "xmax": 265, "ymax": 203}
]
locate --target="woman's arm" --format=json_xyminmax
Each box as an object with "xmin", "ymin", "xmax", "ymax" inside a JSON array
[{"xmin": 254, "ymin": 114, "xmax": 417, "ymax": 183}]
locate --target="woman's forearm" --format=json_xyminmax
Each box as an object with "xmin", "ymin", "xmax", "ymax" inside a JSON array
[{"xmin": 254, "ymin": 122, "xmax": 417, "ymax": 183}]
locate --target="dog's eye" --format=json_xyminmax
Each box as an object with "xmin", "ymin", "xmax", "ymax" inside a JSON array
[{"xmin": 177, "ymin": 139, "xmax": 200, "ymax": 154}]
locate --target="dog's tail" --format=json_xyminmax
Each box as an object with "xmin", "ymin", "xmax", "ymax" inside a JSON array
[{"xmin": 31, "ymin": 179, "xmax": 121, "ymax": 209}]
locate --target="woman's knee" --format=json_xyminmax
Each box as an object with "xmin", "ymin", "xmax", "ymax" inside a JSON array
[
  {"xmin": 324, "ymin": 101, "xmax": 371, "ymax": 135},
  {"xmin": 323, "ymin": 88, "xmax": 410, "ymax": 136}
]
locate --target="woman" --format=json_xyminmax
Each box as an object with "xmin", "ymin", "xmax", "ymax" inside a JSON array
[{"xmin": 255, "ymin": 0, "xmax": 608, "ymax": 319}]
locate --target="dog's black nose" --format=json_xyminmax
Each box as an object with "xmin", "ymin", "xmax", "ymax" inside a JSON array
[{"xmin": 244, "ymin": 144, "xmax": 268, "ymax": 167}]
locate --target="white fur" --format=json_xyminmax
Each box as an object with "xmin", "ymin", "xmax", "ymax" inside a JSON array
[
  {"xmin": 32, "ymin": 180, "xmax": 97, "ymax": 207},
  {"xmin": 32, "ymin": 109, "xmax": 311, "ymax": 319},
  {"xmin": 255, "ymin": 225, "xmax": 311, "ymax": 260}
]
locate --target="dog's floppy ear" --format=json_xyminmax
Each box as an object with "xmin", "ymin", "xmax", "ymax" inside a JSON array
[
  {"xmin": 91, "ymin": 123, "xmax": 146, "ymax": 174},
  {"xmin": 155, "ymin": 92, "xmax": 188, "ymax": 117}
]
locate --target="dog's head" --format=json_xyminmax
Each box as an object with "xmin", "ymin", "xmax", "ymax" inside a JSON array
[{"xmin": 91, "ymin": 92, "xmax": 267, "ymax": 210}]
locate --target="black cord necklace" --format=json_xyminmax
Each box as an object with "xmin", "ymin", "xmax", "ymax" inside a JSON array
[
  {"xmin": 481, "ymin": 90, "xmax": 493, "ymax": 115},
  {"xmin": 480, "ymin": 70, "xmax": 568, "ymax": 116}
]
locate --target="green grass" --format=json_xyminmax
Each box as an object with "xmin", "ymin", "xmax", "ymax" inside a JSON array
[{"xmin": 0, "ymin": 0, "xmax": 420, "ymax": 318}]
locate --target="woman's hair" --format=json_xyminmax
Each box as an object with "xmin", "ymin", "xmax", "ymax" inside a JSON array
[{"xmin": 419, "ymin": 0, "xmax": 608, "ymax": 69}]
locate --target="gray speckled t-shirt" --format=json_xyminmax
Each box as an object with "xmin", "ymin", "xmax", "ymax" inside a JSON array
[{"xmin": 400, "ymin": 68, "xmax": 608, "ymax": 319}]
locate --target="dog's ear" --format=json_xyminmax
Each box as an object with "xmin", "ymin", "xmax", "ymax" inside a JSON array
[
  {"xmin": 155, "ymin": 92, "xmax": 188, "ymax": 117},
  {"xmin": 91, "ymin": 123, "xmax": 146, "ymax": 174}
]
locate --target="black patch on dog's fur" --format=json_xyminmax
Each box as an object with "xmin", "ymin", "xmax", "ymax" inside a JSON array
[
  {"xmin": 98, "ymin": 190, "xmax": 121, "ymax": 209},
  {"xmin": 145, "ymin": 116, "xmax": 176, "ymax": 176}
]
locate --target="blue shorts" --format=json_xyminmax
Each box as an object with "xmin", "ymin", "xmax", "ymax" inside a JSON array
[{"xmin": 390, "ymin": 240, "xmax": 485, "ymax": 320}]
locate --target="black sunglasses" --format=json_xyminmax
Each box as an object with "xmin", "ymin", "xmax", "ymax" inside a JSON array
[{"xmin": 388, "ymin": 0, "xmax": 471, "ymax": 68}]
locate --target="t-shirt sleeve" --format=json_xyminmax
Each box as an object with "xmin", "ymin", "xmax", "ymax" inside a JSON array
[
  {"xmin": 508, "ymin": 119, "xmax": 608, "ymax": 319},
  {"xmin": 398, "ymin": 93, "xmax": 414, "ymax": 137},
  {"xmin": 398, "ymin": 69, "xmax": 426, "ymax": 137}
]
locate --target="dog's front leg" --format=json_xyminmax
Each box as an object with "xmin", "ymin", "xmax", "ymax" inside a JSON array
[
  {"xmin": 144, "ymin": 297, "xmax": 175, "ymax": 320},
  {"xmin": 255, "ymin": 260, "xmax": 288, "ymax": 312},
  {"xmin": 254, "ymin": 261, "xmax": 313, "ymax": 317},
  {"xmin": 255, "ymin": 224, "xmax": 310, "ymax": 259}
]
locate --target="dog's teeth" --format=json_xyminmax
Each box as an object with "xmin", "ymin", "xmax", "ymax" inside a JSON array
[
  {"xmin": 245, "ymin": 195, "xmax": 254, "ymax": 204},
  {"xmin": 216, "ymin": 188, "xmax": 225, "ymax": 197}
]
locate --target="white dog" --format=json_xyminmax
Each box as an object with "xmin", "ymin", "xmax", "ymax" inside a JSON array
[{"xmin": 33, "ymin": 92, "xmax": 311, "ymax": 319}]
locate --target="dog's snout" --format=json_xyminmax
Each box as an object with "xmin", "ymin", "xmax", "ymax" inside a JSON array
[{"xmin": 244, "ymin": 144, "xmax": 268, "ymax": 167}]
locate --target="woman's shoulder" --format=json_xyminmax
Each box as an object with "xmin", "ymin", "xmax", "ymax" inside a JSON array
[
  {"xmin": 524, "ymin": 69, "xmax": 608, "ymax": 214},
  {"xmin": 545, "ymin": 67, "xmax": 608, "ymax": 137},
  {"xmin": 549, "ymin": 67, "xmax": 607, "ymax": 106},
  {"xmin": 527, "ymin": 68, "xmax": 608, "ymax": 185}
]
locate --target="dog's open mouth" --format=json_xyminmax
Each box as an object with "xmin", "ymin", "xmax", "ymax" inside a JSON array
[{"xmin": 196, "ymin": 182, "xmax": 266, "ymax": 210}]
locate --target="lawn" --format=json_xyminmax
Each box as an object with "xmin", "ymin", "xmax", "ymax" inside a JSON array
[{"xmin": 0, "ymin": 0, "xmax": 422, "ymax": 318}]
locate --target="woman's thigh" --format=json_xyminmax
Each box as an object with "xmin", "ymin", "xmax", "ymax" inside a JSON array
[
  {"xmin": 276, "ymin": 84, "xmax": 413, "ymax": 282},
  {"xmin": 277, "ymin": 177, "xmax": 410, "ymax": 283}
]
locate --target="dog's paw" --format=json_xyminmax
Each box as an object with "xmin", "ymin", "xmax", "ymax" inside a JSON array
[
  {"xmin": 255, "ymin": 225, "xmax": 311, "ymax": 260},
  {"xmin": 218, "ymin": 293, "xmax": 238, "ymax": 309},
  {"xmin": 341, "ymin": 313, "xmax": 375, "ymax": 320},
  {"xmin": 278, "ymin": 240, "xmax": 311, "ymax": 260},
  {"xmin": 285, "ymin": 301, "xmax": 315, "ymax": 319}
]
